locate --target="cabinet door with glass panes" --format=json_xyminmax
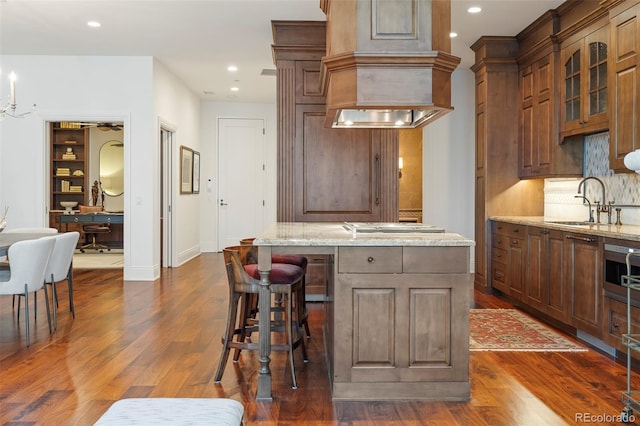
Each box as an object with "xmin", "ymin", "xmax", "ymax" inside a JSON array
[{"xmin": 561, "ymin": 23, "xmax": 609, "ymax": 139}]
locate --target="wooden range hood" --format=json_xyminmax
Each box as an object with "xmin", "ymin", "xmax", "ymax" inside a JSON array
[{"xmin": 320, "ymin": 0, "xmax": 460, "ymax": 129}]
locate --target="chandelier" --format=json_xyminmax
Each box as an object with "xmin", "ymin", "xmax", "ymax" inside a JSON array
[{"xmin": 1, "ymin": 71, "xmax": 36, "ymax": 121}]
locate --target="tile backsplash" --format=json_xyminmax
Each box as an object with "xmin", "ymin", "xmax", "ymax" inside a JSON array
[{"xmin": 544, "ymin": 132, "xmax": 640, "ymax": 225}]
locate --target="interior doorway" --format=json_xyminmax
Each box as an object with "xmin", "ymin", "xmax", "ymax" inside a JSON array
[
  {"xmin": 217, "ymin": 118, "xmax": 266, "ymax": 249},
  {"xmin": 46, "ymin": 119, "xmax": 126, "ymax": 269},
  {"xmin": 160, "ymin": 125, "xmax": 176, "ymax": 267},
  {"xmin": 398, "ymin": 129, "xmax": 423, "ymax": 223}
]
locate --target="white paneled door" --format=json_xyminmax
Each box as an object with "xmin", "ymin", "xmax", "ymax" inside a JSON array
[{"xmin": 217, "ymin": 118, "xmax": 266, "ymax": 249}]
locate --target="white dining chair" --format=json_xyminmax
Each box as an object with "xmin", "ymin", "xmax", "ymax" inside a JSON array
[
  {"xmin": 2, "ymin": 228, "xmax": 58, "ymax": 308},
  {"xmin": 42, "ymin": 232, "xmax": 80, "ymax": 329},
  {"xmin": 0, "ymin": 237, "xmax": 56, "ymax": 346}
]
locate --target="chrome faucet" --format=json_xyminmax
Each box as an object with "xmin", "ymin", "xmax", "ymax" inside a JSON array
[
  {"xmin": 577, "ymin": 176, "xmax": 612, "ymax": 224},
  {"xmin": 574, "ymin": 195, "xmax": 594, "ymax": 222}
]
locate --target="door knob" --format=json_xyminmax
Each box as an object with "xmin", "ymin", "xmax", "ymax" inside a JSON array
[{"xmin": 220, "ymin": 199, "xmax": 228, "ymax": 206}]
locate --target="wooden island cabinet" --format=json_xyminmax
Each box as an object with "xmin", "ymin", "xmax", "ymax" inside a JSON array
[{"xmin": 255, "ymin": 223, "xmax": 474, "ymax": 401}]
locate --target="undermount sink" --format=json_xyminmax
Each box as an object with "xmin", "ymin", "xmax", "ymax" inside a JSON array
[{"xmin": 544, "ymin": 220, "xmax": 593, "ymax": 226}]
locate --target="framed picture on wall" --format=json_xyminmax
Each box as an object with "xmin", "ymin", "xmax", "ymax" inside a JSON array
[
  {"xmin": 192, "ymin": 150, "xmax": 200, "ymax": 194},
  {"xmin": 180, "ymin": 145, "xmax": 193, "ymax": 194}
]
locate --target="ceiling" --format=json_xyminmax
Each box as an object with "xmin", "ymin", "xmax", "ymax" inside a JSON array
[{"xmin": 0, "ymin": 0, "xmax": 563, "ymax": 104}]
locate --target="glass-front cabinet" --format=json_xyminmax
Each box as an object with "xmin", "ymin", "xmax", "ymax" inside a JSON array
[{"xmin": 561, "ymin": 23, "xmax": 609, "ymax": 139}]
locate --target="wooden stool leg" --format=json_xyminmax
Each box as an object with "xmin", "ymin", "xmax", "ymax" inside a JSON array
[
  {"xmin": 285, "ymin": 290, "xmax": 297, "ymax": 389},
  {"xmin": 233, "ymin": 292, "xmax": 252, "ymax": 362},
  {"xmin": 215, "ymin": 291, "xmax": 242, "ymax": 383}
]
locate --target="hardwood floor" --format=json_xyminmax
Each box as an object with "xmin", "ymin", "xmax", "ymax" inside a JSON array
[{"xmin": 1, "ymin": 253, "xmax": 638, "ymax": 425}]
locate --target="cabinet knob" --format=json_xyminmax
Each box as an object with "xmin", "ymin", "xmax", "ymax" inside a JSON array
[
  {"xmin": 613, "ymin": 322, "xmax": 620, "ymax": 329},
  {"xmin": 367, "ymin": 256, "xmax": 375, "ymax": 264}
]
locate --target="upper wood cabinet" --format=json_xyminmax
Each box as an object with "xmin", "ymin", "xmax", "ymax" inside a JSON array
[
  {"xmin": 517, "ymin": 37, "xmax": 583, "ymax": 178},
  {"xmin": 560, "ymin": 22, "xmax": 609, "ymax": 138},
  {"xmin": 609, "ymin": 1, "xmax": 640, "ymax": 172},
  {"xmin": 519, "ymin": 51, "xmax": 557, "ymax": 178}
]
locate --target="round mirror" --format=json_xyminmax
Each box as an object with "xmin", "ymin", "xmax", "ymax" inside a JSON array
[{"xmin": 100, "ymin": 140, "xmax": 124, "ymax": 196}]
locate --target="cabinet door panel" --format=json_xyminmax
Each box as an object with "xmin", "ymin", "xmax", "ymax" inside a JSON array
[
  {"xmin": 566, "ymin": 235, "xmax": 602, "ymax": 337},
  {"xmin": 547, "ymin": 232, "xmax": 566, "ymax": 321},
  {"xmin": 295, "ymin": 104, "xmax": 380, "ymax": 221},
  {"xmin": 609, "ymin": 4, "xmax": 640, "ymax": 171},
  {"xmin": 525, "ymin": 229, "xmax": 545, "ymax": 310}
]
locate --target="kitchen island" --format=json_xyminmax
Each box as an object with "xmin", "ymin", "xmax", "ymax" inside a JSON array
[{"xmin": 253, "ymin": 222, "xmax": 474, "ymax": 401}]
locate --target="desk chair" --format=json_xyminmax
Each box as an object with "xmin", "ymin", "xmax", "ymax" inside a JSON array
[{"xmin": 78, "ymin": 205, "xmax": 110, "ymax": 252}]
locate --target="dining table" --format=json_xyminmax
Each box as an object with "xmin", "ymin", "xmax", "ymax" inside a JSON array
[{"xmin": 0, "ymin": 232, "xmax": 57, "ymax": 257}]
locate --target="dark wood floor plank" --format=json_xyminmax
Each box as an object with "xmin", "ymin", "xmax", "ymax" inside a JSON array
[{"xmin": 1, "ymin": 252, "xmax": 639, "ymax": 424}]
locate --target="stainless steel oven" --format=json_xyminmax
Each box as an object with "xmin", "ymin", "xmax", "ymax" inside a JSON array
[{"xmin": 604, "ymin": 241, "xmax": 640, "ymax": 303}]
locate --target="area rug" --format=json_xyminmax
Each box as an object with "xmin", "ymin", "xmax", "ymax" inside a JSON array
[{"xmin": 470, "ymin": 309, "xmax": 587, "ymax": 352}]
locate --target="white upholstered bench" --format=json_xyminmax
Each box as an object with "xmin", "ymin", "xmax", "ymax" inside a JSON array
[{"xmin": 94, "ymin": 398, "xmax": 244, "ymax": 425}]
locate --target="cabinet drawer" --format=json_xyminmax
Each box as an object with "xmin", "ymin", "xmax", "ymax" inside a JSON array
[
  {"xmin": 492, "ymin": 263, "xmax": 508, "ymax": 291},
  {"xmin": 604, "ymin": 297, "xmax": 640, "ymax": 350},
  {"xmin": 492, "ymin": 221, "xmax": 525, "ymax": 238},
  {"xmin": 403, "ymin": 246, "xmax": 468, "ymax": 273},
  {"xmin": 492, "ymin": 247, "xmax": 507, "ymax": 264},
  {"xmin": 338, "ymin": 247, "xmax": 402, "ymax": 274},
  {"xmin": 492, "ymin": 234, "xmax": 508, "ymax": 249}
]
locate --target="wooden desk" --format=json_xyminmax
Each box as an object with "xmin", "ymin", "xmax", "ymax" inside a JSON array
[
  {"xmin": 58, "ymin": 213, "xmax": 124, "ymax": 249},
  {"xmin": 253, "ymin": 222, "xmax": 474, "ymax": 402}
]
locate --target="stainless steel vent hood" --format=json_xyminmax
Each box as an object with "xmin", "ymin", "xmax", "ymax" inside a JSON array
[{"xmin": 320, "ymin": 0, "xmax": 460, "ymax": 129}]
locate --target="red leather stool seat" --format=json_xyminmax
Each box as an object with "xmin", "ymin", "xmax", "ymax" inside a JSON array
[
  {"xmin": 244, "ymin": 263, "xmax": 303, "ymax": 284},
  {"xmin": 271, "ymin": 255, "xmax": 308, "ymax": 270}
]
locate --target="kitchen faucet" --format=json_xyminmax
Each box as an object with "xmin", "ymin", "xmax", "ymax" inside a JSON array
[
  {"xmin": 574, "ymin": 195, "xmax": 594, "ymax": 222},
  {"xmin": 577, "ymin": 176, "xmax": 612, "ymax": 224}
]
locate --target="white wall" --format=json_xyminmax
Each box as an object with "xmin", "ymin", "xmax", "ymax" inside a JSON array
[
  {"xmin": 153, "ymin": 59, "xmax": 202, "ymax": 267},
  {"xmin": 422, "ymin": 68, "xmax": 475, "ymax": 240},
  {"xmin": 199, "ymin": 101, "xmax": 277, "ymax": 252},
  {"xmin": 0, "ymin": 55, "xmax": 200, "ymax": 280}
]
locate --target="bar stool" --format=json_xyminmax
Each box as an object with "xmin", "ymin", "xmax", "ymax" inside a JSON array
[
  {"xmin": 214, "ymin": 245, "xmax": 308, "ymax": 389},
  {"xmin": 240, "ymin": 237, "xmax": 311, "ymax": 338}
]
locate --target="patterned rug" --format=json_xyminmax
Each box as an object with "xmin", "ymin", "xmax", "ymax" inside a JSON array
[{"xmin": 470, "ymin": 309, "xmax": 587, "ymax": 352}]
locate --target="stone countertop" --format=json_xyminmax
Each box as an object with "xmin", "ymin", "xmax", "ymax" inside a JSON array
[
  {"xmin": 491, "ymin": 216, "xmax": 640, "ymax": 242},
  {"xmin": 254, "ymin": 222, "xmax": 475, "ymax": 247}
]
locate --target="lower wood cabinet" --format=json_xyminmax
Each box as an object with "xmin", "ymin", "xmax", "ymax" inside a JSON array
[
  {"xmin": 330, "ymin": 246, "xmax": 471, "ymax": 400},
  {"xmin": 305, "ymin": 255, "xmax": 328, "ymax": 301},
  {"xmin": 565, "ymin": 232, "xmax": 603, "ymax": 338},
  {"xmin": 492, "ymin": 220, "xmax": 604, "ymax": 338},
  {"xmin": 525, "ymin": 226, "xmax": 567, "ymax": 321},
  {"xmin": 491, "ymin": 222, "xmax": 525, "ymax": 299},
  {"xmin": 603, "ymin": 296, "xmax": 640, "ymax": 354}
]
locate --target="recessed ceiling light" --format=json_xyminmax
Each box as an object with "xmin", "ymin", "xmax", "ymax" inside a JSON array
[
  {"xmin": 450, "ymin": 32, "xmax": 458, "ymax": 38},
  {"xmin": 87, "ymin": 21, "xmax": 101, "ymax": 28},
  {"xmin": 227, "ymin": 65, "xmax": 238, "ymax": 72},
  {"xmin": 467, "ymin": 6, "xmax": 482, "ymax": 14},
  {"xmin": 230, "ymin": 87, "xmax": 239, "ymax": 92}
]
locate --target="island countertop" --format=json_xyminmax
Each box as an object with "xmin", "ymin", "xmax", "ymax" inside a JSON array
[{"xmin": 253, "ymin": 222, "xmax": 475, "ymax": 247}]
